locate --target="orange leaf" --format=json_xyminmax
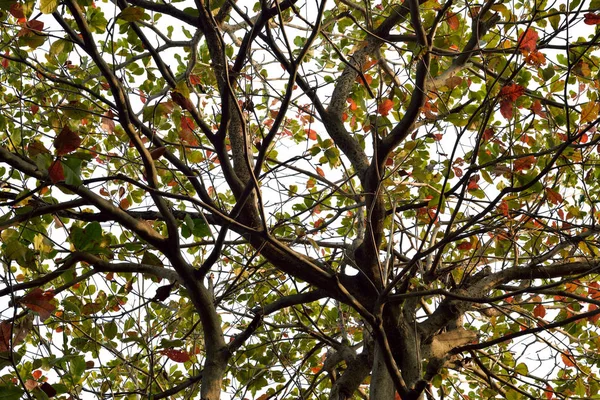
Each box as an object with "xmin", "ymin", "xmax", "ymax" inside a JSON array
[
  {"xmin": 189, "ymin": 74, "xmax": 202, "ymax": 85},
  {"xmin": 533, "ymin": 304, "xmax": 546, "ymax": 318},
  {"xmin": 518, "ymin": 28, "xmax": 538, "ymax": 53},
  {"xmin": 48, "ymin": 161, "xmax": 65, "ymax": 183},
  {"xmin": 498, "ymin": 200, "xmax": 509, "ymax": 217},
  {"xmin": 1, "ymin": 51, "xmax": 8, "ymax": 69},
  {"xmin": 306, "ymin": 128, "xmax": 318, "ymax": 140},
  {"xmin": 20, "ymin": 288, "xmax": 55, "ymax": 320},
  {"xmin": 561, "ymin": 351, "xmax": 576, "ymax": 367},
  {"xmin": 545, "ymin": 385, "xmax": 554, "ymax": 400},
  {"xmin": 545, "ymin": 188, "xmax": 563, "ymax": 205},
  {"xmin": 32, "ymin": 370, "xmax": 42, "ymax": 380},
  {"xmin": 378, "ymin": 98, "xmax": 394, "ymax": 116},
  {"xmin": 362, "ymin": 58, "xmax": 378, "ymax": 72},
  {"xmin": 161, "ymin": 349, "xmax": 190, "ymax": 363},
  {"xmin": 119, "ymin": 198, "xmax": 131, "ymax": 210},
  {"xmin": 513, "ymin": 155, "xmax": 535, "ymax": 172},
  {"xmin": 0, "ymin": 319, "xmax": 30, "ymax": 352},
  {"xmin": 356, "ymin": 74, "xmax": 372, "ymax": 86},
  {"xmin": 347, "ymin": 98, "xmax": 358, "ymax": 111},
  {"xmin": 526, "ymin": 50, "xmax": 546, "ymax": 66},
  {"xmin": 54, "ymin": 126, "xmax": 81, "ymax": 155},
  {"xmin": 316, "ymin": 166, "xmax": 325, "ymax": 177},
  {"xmin": 446, "ymin": 12, "xmax": 459, "ymax": 30},
  {"xmin": 584, "ymin": 13, "xmax": 600, "ymax": 25}
]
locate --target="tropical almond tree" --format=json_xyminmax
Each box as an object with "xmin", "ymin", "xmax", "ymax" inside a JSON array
[{"xmin": 0, "ymin": 0, "xmax": 600, "ymax": 398}]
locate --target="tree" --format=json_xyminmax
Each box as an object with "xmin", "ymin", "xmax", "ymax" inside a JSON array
[{"xmin": 1, "ymin": 0, "xmax": 600, "ymax": 397}]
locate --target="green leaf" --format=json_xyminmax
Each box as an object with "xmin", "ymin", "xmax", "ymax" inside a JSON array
[
  {"xmin": 118, "ymin": 7, "xmax": 147, "ymax": 22},
  {"xmin": 0, "ymin": 385, "xmax": 24, "ymax": 400}
]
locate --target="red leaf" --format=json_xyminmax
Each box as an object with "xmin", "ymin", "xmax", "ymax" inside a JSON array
[
  {"xmin": 467, "ymin": 175, "xmax": 479, "ymax": 191},
  {"xmin": 584, "ymin": 13, "xmax": 600, "ymax": 25},
  {"xmin": 482, "ymin": 128, "xmax": 494, "ymax": 141},
  {"xmin": 161, "ymin": 349, "xmax": 190, "ymax": 363},
  {"xmin": 0, "ymin": 319, "xmax": 30, "ymax": 352},
  {"xmin": 48, "ymin": 161, "xmax": 65, "ymax": 183},
  {"xmin": 513, "ymin": 155, "xmax": 535, "ymax": 172},
  {"xmin": 20, "ymin": 288, "xmax": 55, "ymax": 320},
  {"xmin": 32, "ymin": 370, "xmax": 42, "ymax": 380},
  {"xmin": 1, "ymin": 51, "xmax": 9, "ymax": 69},
  {"xmin": 446, "ymin": 12, "xmax": 459, "ymax": 30},
  {"xmin": 456, "ymin": 242, "xmax": 472, "ymax": 251},
  {"xmin": 561, "ymin": 351, "xmax": 576, "ymax": 367},
  {"xmin": 170, "ymin": 91, "xmax": 194, "ymax": 112},
  {"xmin": 500, "ymin": 84, "xmax": 525, "ymax": 102},
  {"xmin": 101, "ymin": 110, "xmax": 115, "ymax": 134},
  {"xmin": 119, "ymin": 198, "xmax": 131, "ymax": 210},
  {"xmin": 500, "ymin": 100, "xmax": 513, "ymax": 119},
  {"xmin": 518, "ymin": 28, "xmax": 538, "ymax": 53},
  {"xmin": 531, "ymin": 100, "xmax": 546, "ymax": 118},
  {"xmin": 533, "ymin": 303, "xmax": 546, "ymax": 318},
  {"xmin": 181, "ymin": 115, "xmax": 195, "ymax": 133},
  {"xmin": 18, "ymin": 19, "xmax": 44, "ymax": 37},
  {"xmin": 54, "ymin": 126, "xmax": 81, "ymax": 155},
  {"xmin": 306, "ymin": 129, "xmax": 318, "ymax": 140},
  {"xmin": 378, "ymin": 98, "xmax": 394, "ymax": 116},
  {"xmin": 545, "ymin": 188, "xmax": 563, "ymax": 205},
  {"xmin": 40, "ymin": 382, "xmax": 57, "ymax": 398},
  {"xmin": 498, "ymin": 200, "xmax": 509, "ymax": 217}
]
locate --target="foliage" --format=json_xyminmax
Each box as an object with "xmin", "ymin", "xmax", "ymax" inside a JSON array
[{"xmin": 0, "ymin": 0, "xmax": 599, "ymax": 399}]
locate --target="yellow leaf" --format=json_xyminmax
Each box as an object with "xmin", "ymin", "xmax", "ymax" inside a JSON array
[
  {"xmin": 580, "ymin": 102, "xmax": 599, "ymax": 124},
  {"xmin": 40, "ymin": 0, "xmax": 58, "ymax": 14}
]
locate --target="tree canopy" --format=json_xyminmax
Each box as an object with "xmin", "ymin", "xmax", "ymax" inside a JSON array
[{"xmin": 1, "ymin": 0, "xmax": 600, "ymax": 398}]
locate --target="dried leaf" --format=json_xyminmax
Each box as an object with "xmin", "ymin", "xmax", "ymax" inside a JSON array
[
  {"xmin": 533, "ymin": 303, "xmax": 546, "ymax": 318},
  {"xmin": 19, "ymin": 288, "xmax": 55, "ymax": 320},
  {"xmin": 150, "ymin": 147, "xmax": 166, "ymax": 160},
  {"xmin": 545, "ymin": 188, "xmax": 563, "ymax": 205},
  {"xmin": 54, "ymin": 126, "xmax": 81, "ymax": 155},
  {"xmin": 531, "ymin": 100, "xmax": 546, "ymax": 118},
  {"xmin": 580, "ymin": 102, "xmax": 599, "ymax": 124},
  {"xmin": 499, "ymin": 84, "xmax": 525, "ymax": 102},
  {"xmin": 513, "ymin": 155, "xmax": 535, "ymax": 172},
  {"xmin": 170, "ymin": 91, "xmax": 195, "ymax": 112},
  {"xmin": 101, "ymin": 110, "xmax": 115, "ymax": 134},
  {"xmin": 316, "ymin": 166, "xmax": 325, "ymax": 177}
]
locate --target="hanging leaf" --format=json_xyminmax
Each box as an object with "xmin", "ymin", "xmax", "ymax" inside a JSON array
[
  {"xmin": 150, "ymin": 147, "xmax": 167, "ymax": 160},
  {"xmin": 499, "ymin": 84, "xmax": 525, "ymax": 102},
  {"xmin": 580, "ymin": 102, "xmax": 599, "ymax": 124},
  {"xmin": 306, "ymin": 129, "xmax": 317, "ymax": 140},
  {"xmin": 19, "ymin": 288, "xmax": 55, "ymax": 320},
  {"xmin": 54, "ymin": 126, "xmax": 81, "ymax": 155},
  {"xmin": 533, "ymin": 303, "xmax": 546, "ymax": 318},
  {"xmin": 101, "ymin": 110, "xmax": 115, "ymax": 134},
  {"xmin": 40, "ymin": 0, "xmax": 59, "ymax": 14},
  {"xmin": 545, "ymin": 188, "xmax": 563, "ymax": 205},
  {"xmin": 446, "ymin": 12, "xmax": 459, "ymax": 30},
  {"xmin": 513, "ymin": 155, "xmax": 535, "ymax": 172},
  {"xmin": 48, "ymin": 161, "xmax": 65, "ymax": 183},
  {"xmin": 170, "ymin": 91, "xmax": 195, "ymax": 112}
]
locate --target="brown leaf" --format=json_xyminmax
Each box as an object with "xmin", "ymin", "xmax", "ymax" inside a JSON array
[
  {"xmin": 9, "ymin": 3, "xmax": 25, "ymax": 20},
  {"xmin": 499, "ymin": 84, "xmax": 525, "ymax": 102},
  {"xmin": 150, "ymin": 147, "xmax": 166, "ymax": 160},
  {"xmin": 101, "ymin": 110, "xmax": 115, "ymax": 134},
  {"xmin": 533, "ymin": 303, "xmax": 546, "ymax": 318},
  {"xmin": 545, "ymin": 188, "xmax": 563, "ymax": 205},
  {"xmin": 20, "ymin": 288, "xmax": 55, "ymax": 320},
  {"xmin": 513, "ymin": 155, "xmax": 535, "ymax": 172},
  {"xmin": 170, "ymin": 91, "xmax": 195, "ymax": 112},
  {"xmin": 530, "ymin": 100, "xmax": 546, "ymax": 118},
  {"xmin": 500, "ymin": 100, "xmax": 513, "ymax": 119},
  {"xmin": 54, "ymin": 126, "xmax": 81, "ymax": 155},
  {"xmin": 316, "ymin": 166, "xmax": 325, "ymax": 177},
  {"xmin": 40, "ymin": 382, "xmax": 57, "ymax": 398}
]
